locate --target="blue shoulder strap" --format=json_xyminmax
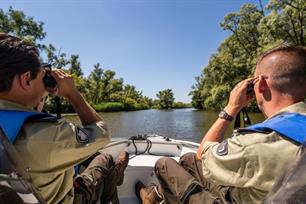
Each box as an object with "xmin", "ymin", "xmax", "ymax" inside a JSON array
[
  {"xmin": 245, "ymin": 112, "xmax": 306, "ymax": 144},
  {"xmin": 0, "ymin": 110, "xmax": 57, "ymax": 143}
]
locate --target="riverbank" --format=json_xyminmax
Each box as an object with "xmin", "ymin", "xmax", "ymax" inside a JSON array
[
  {"xmin": 93, "ymin": 102, "xmax": 192, "ymax": 112},
  {"xmin": 93, "ymin": 102, "xmax": 149, "ymax": 112},
  {"xmin": 47, "ymin": 101, "xmax": 192, "ymax": 113},
  {"xmin": 45, "ymin": 100, "xmax": 192, "ymax": 114}
]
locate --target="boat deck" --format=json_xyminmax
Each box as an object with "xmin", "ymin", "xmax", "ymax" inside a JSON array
[{"xmin": 99, "ymin": 135, "xmax": 199, "ymax": 203}]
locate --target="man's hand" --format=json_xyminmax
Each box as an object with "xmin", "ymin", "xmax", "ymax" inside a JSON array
[
  {"xmin": 225, "ymin": 77, "xmax": 257, "ymax": 117},
  {"xmin": 46, "ymin": 69, "xmax": 78, "ymax": 99},
  {"xmin": 46, "ymin": 68, "xmax": 102, "ymax": 126}
]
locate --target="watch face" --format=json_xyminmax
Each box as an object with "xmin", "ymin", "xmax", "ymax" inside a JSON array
[
  {"xmin": 219, "ymin": 110, "xmax": 233, "ymax": 121},
  {"xmin": 219, "ymin": 111, "xmax": 226, "ymax": 118}
]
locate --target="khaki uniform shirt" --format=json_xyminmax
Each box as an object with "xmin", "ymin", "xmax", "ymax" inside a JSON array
[
  {"xmin": 201, "ymin": 102, "xmax": 306, "ymax": 204},
  {"xmin": 0, "ymin": 99, "xmax": 111, "ymax": 204}
]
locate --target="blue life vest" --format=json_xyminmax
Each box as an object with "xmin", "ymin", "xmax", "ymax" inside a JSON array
[
  {"xmin": 245, "ymin": 112, "xmax": 306, "ymax": 144},
  {"xmin": 0, "ymin": 110, "xmax": 57, "ymax": 143},
  {"xmin": 0, "ymin": 110, "xmax": 81, "ymax": 174}
]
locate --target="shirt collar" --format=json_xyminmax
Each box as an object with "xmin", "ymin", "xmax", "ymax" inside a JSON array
[
  {"xmin": 271, "ymin": 101, "xmax": 306, "ymax": 118},
  {"xmin": 0, "ymin": 99, "xmax": 33, "ymax": 112}
]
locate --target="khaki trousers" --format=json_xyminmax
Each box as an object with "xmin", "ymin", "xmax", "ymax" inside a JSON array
[
  {"xmin": 73, "ymin": 153, "xmax": 120, "ymax": 204},
  {"xmin": 155, "ymin": 153, "xmax": 231, "ymax": 204}
]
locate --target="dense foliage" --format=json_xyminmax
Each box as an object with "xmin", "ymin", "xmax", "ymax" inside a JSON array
[
  {"xmin": 190, "ymin": 0, "xmax": 306, "ymax": 111},
  {"xmin": 0, "ymin": 6, "xmax": 191, "ymax": 112},
  {"xmin": 156, "ymin": 89, "xmax": 175, "ymax": 109}
]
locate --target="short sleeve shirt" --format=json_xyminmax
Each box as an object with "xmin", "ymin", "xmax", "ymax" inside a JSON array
[{"xmin": 201, "ymin": 102, "xmax": 306, "ymax": 204}]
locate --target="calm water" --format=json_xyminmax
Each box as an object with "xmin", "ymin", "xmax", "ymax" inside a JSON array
[{"xmin": 64, "ymin": 109, "xmax": 265, "ymax": 143}]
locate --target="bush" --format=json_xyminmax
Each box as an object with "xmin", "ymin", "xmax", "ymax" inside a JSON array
[
  {"xmin": 93, "ymin": 102, "xmax": 150, "ymax": 112},
  {"xmin": 93, "ymin": 102, "xmax": 126, "ymax": 112},
  {"xmin": 172, "ymin": 102, "xmax": 192, "ymax": 108},
  {"xmin": 172, "ymin": 102, "xmax": 192, "ymax": 109}
]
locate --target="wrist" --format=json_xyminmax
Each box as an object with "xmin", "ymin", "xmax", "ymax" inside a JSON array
[
  {"xmin": 218, "ymin": 110, "xmax": 234, "ymax": 122},
  {"xmin": 63, "ymin": 88, "xmax": 79, "ymax": 100},
  {"xmin": 66, "ymin": 90, "xmax": 82, "ymax": 104},
  {"xmin": 224, "ymin": 105, "xmax": 240, "ymax": 117}
]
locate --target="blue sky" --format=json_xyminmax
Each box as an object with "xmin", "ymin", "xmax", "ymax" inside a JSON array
[{"xmin": 2, "ymin": 0, "xmax": 267, "ymax": 102}]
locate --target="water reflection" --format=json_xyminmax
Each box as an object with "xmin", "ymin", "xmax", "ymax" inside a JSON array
[{"xmin": 64, "ymin": 108, "xmax": 265, "ymax": 143}]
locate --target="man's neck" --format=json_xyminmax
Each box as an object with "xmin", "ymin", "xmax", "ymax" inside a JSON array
[
  {"xmin": 264, "ymin": 95, "xmax": 301, "ymax": 118},
  {"xmin": 0, "ymin": 92, "xmax": 30, "ymax": 108}
]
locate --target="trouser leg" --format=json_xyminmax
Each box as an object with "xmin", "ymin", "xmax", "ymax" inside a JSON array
[
  {"xmin": 155, "ymin": 157, "xmax": 197, "ymax": 204},
  {"xmin": 100, "ymin": 169, "xmax": 120, "ymax": 204},
  {"xmin": 179, "ymin": 153, "xmax": 231, "ymax": 204},
  {"xmin": 155, "ymin": 157, "xmax": 221, "ymax": 204},
  {"xmin": 74, "ymin": 153, "xmax": 118, "ymax": 204},
  {"xmin": 179, "ymin": 153, "xmax": 206, "ymax": 185}
]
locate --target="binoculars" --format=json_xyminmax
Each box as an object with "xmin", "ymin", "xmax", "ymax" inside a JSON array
[{"xmin": 42, "ymin": 63, "xmax": 57, "ymax": 88}]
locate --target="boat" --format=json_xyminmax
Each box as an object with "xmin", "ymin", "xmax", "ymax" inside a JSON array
[
  {"xmin": 2, "ymin": 131, "xmax": 306, "ymax": 204},
  {"xmin": 99, "ymin": 134, "xmax": 199, "ymax": 204},
  {"xmin": 101, "ymin": 135, "xmax": 306, "ymax": 204}
]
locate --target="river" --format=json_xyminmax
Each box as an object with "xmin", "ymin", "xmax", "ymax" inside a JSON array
[{"xmin": 64, "ymin": 108, "xmax": 265, "ymax": 143}]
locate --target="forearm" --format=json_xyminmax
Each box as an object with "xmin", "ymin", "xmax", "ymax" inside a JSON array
[
  {"xmin": 196, "ymin": 106, "xmax": 239, "ymax": 160},
  {"xmin": 196, "ymin": 78, "xmax": 255, "ymax": 160},
  {"xmin": 67, "ymin": 91, "xmax": 102, "ymax": 126},
  {"xmin": 196, "ymin": 119, "xmax": 230, "ymax": 159}
]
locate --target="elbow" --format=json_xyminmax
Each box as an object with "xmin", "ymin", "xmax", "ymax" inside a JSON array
[{"xmin": 196, "ymin": 149, "xmax": 202, "ymax": 160}]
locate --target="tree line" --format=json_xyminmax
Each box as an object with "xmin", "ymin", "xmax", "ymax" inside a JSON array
[
  {"xmin": 190, "ymin": 0, "xmax": 305, "ymax": 111},
  {"xmin": 0, "ymin": 7, "xmax": 190, "ymax": 112}
]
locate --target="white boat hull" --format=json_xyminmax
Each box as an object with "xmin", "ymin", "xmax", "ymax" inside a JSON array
[{"xmin": 99, "ymin": 135, "xmax": 199, "ymax": 203}]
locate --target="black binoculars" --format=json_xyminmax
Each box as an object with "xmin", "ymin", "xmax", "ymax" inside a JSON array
[{"xmin": 42, "ymin": 63, "xmax": 57, "ymax": 88}]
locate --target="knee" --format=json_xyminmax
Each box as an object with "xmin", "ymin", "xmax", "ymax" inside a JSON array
[
  {"xmin": 155, "ymin": 157, "xmax": 171, "ymax": 169},
  {"xmin": 154, "ymin": 157, "xmax": 177, "ymax": 175},
  {"xmin": 92, "ymin": 153, "xmax": 114, "ymax": 169},
  {"xmin": 180, "ymin": 152, "xmax": 196, "ymax": 163}
]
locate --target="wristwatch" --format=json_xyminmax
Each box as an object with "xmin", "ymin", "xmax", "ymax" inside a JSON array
[{"xmin": 218, "ymin": 110, "xmax": 234, "ymax": 122}]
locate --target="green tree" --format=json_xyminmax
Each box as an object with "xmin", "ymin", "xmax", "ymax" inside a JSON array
[
  {"xmin": 0, "ymin": 7, "xmax": 46, "ymax": 43},
  {"xmin": 87, "ymin": 63, "xmax": 103, "ymax": 104},
  {"xmin": 156, "ymin": 89, "xmax": 175, "ymax": 109},
  {"xmin": 101, "ymin": 70, "xmax": 116, "ymax": 101},
  {"xmin": 68, "ymin": 54, "xmax": 83, "ymax": 77},
  {"xmin": 141, "ymin": 96, "xmax": 154, "ymax": 108},
  {"xmin": 123, "ymin": 84, "xmax": 142, "ymax": 101},
  {"xmin": 258, "ymin": 0, "xmax": 306, "ymax": 48},
  {"xmin": 190, "ymin": 0, "xmax": 306, "ymax": 111},
  {"xmin": 42, "ymin": 44, "xmax": 69, "ymax": 68},
  {"xmin": 87, "ymin": 66, "xmax": 125, "ymax": 104},
  {"xmin": 189, "ymin": 76, "xmax": 205, "ymax": 109}
]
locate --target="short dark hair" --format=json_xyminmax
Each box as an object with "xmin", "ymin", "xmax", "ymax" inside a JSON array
[
  {"xmin": 257, "ymin": 44, "xmax": 306, "ymax": 97},
  {"xmin": 0, "ymin": 33, "xmax": 41, "ymax": 92}
]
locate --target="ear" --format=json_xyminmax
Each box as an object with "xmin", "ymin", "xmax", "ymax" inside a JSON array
[
  {"xmin": 257, "ymin": 75, "xmax": 268, "ymax": 93},
  {"xmin": 18, "ymin": 72, "xmax": 32, "ymax": 90}
]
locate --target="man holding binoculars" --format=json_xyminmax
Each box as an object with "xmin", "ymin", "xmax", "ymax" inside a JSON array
[
  {"xmin": 136, "ymin": 45, "xmax": 306, "ymax": 204},
  {"xmin": 0, "ymin": 33, "xmax": 128, "ymax": 204}
]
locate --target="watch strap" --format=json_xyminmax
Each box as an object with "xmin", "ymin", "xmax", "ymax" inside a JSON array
[{"xmin": 219, "ymin": 110, "xmax": 234, "ymax": 121}]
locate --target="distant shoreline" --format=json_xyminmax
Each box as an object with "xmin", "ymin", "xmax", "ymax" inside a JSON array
[{"xmin": 48, "ymin": 101, "xmax": 192, "ymax": 114}]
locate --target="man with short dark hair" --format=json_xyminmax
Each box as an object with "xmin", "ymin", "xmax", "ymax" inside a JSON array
[
  {"xmin": 0, "ymin": 33, "xmax": 128, "ymax": 204},
  {"xmin": 136, "ymin": 44, "xmax": 306, "ymax": 204}
]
